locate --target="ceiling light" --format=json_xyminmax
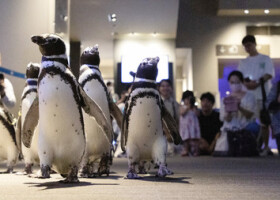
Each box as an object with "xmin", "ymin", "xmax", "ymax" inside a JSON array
[
  {"xmin": 244, "ymin": 10, "xmax": 249, "ymax": 14},
  {"xmin": 130, "ymin": 32, "xmax": 135, "ymax": 36},
  {"xmin": 108, "ymin": 13, "xmax": 117, "ymax": 22},
  {"xmin": 264, "ymin": 9, "xmax": 270, "ymax": 14},
  {"xmin": 152, "ymin": 32, "xmax": 157, "ymax": 37}
]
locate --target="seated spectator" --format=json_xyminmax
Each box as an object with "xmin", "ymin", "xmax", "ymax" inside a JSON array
[
  {"xmin": 198, "ymin": 92, "xmax": 223, "ymax": 155},
  {"xmin": 266, "ymin": 81, "xmax": 280, "ymax": 156},
  {"xmin": 158, "ymin": 79, "xmax": 180, "ymax": 156},
  {"xmin": 214, "ymin": 70, "xmax": 258, "ymax": 157},
  {"xmin": 180, "ymin": 90, "xmax": 201, "ymax": 156}
]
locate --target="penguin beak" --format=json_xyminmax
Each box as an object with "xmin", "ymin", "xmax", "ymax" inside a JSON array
[{"xmin": 31, "ymin": 36, "xmax": 45, "ymax": 45}]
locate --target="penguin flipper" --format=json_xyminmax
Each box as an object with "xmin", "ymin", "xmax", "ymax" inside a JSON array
[
  {"xmin": 120, "ymin": 103, "xmax": 129, "ymax": 152},
  {"xmin": 79, "ymin": 86, "xmax": 113, "ymax": 141},
  {"xmin": 15, "ymin": 115, "xmax": 22, "ymax": 153},
  {"xmin": 161, "ymin": 106, "xmax": 182, "ymax": 145},
  {"xmin": 109, "ymin": 102, "xmax": 123, "ymax": 129},
  {"xmin": 120, "ymin": 117, "xmax": 128, "ymax": 152},
  {"xmin": 22, "ymin": 98, "xmax": 39, "ymax": 148}
]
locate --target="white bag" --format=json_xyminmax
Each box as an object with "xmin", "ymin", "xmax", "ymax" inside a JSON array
[{"xmin": 213, "ymin": 131, "xmax": 229, "ymax": 156}]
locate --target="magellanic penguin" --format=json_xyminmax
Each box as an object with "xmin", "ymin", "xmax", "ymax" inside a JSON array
[
  {"xmin": 0, "ymin": 103, "xmax": 19, "ymax": 173},
  {"xmin": 78, "ymin": 45, "xmax": 122, "ymax": 177},
  {"xmin": 23, "ymin": 34, "xmax": 113, "ymax": 183},
  {"xmin": 17, "ymin": 62, "xmax": 40, "ymax": 174},
  {"xmin": 121, "ymin": 57, "xmax": 182, "ymax": 179}
]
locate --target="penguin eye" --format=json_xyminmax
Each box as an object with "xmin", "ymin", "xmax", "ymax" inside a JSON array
[{"xmin": 47, "ymin": 37, "xmax": 58, "ymax": 43}]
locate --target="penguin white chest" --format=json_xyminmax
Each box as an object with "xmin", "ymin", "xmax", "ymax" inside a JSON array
[
  {"xmin": 38, "ymin": 75, "xmax": 84, "ymax": 158},
  {"xmin": 127, "ymin": 97, "xmax": 163, "ymax": 149},
  {"xmin": 82, "ymin": 79, "xmax": 112, "ymax": 157}
]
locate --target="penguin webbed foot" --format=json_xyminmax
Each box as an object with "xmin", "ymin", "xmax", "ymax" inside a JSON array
[
  {"xmin": 138, "ymin": 165, "xmax": 148, "ymax": 174},
  {"xmin": 6, "ymin": 166, "xmax": 14, "ymax": 174},
  {"xmin": 60, "ymin": 176, "xmax": 80, "ymax": 184},
  {"xmin": 0, "ymin": 167, "xmax": 14, "ymax": 174},
  {"xmin": 80, "ymin": 163, "xmax": 96, "ymax": 178},
  {"xmin": 80, "ymin": 173, "xmax": 96, "ymax": 178},
  {"xmin": 126, "ymin": 169, "xmax": 141, "ymax": 179},
  {"xmin": 38, "ymin": 164, "xmax": 51, "ymax": 179},
  {"xmin": 98, "ymin": 154, "xmax": 111, "ymax": 176},
  {"xmin": 24, "ymin": 163, "xmax": 33, "ymax": 174},
  {"xmin": 60, "ymin": 166, "xmax": 79, "ymax": 183},
  {"xmin": 156, "ymin": 164, "xmax": 173, "ymax": 178}
]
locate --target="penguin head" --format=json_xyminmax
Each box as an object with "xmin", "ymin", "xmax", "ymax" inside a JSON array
[
  {"xmin": 80, "ymin": 45, "xmax": 100, "ymax": 66},
  {"xmin": 31, "ymin": 34, "xmax": 66, "ymax": 56},
  {"xmin": 26, "ymin": 62, "xmax": 40, "ymax": 79},
  {"xmin": 135, "ymin": 57, "xmax": 159, "ymax": 81}
]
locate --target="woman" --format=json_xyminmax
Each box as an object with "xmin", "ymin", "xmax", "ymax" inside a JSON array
[
  {"xmin": 158, "ymin": 79, "xmax": 180, "ymax": 156},
  {"xmin": 214, "ymin": 70, "xmax": 257, "ymax": 156}
]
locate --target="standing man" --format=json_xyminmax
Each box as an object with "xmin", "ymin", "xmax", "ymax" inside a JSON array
[{"xmin": 238, "ymin": 35, "xmax": 275, "ymax": 156}]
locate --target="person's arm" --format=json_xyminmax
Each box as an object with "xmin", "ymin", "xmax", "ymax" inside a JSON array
[
  {"xmin": 1, "ymin": 79, "xmax": 16, "ymax": 109},
  {"xmin": 180, "ymin": 105, "xmax": 189, "ymax": 116},
  {"xmin": 220, "ymin": 100, "xmax": 233, "ymax": 122},
  {"xmin": 238, "ymin": 105, "xmax": 254, "ymax": 119}
]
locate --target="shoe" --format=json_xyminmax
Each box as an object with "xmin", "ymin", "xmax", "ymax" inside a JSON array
[
  {"xmin": 181, "ymin": 150, "xmax": 188, "ymax": 157},
  {"xmin": 260, "ymin": 147, "xmax": 272, "ymax": 157}
]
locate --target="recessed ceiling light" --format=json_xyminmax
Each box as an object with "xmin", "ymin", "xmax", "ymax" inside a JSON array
[
  {"xmin": 152, "ymin": 32, "xmax": 157, "ymax": 37},
  {"xmin": 130, "ymin": 32, "xmax": 135, "ymax": 36},
  {"xmin": 244, "ymin": 10, "xmax": 249, "ymax": 14},
  {"xmin": 264, "ymin": 9, "xmax": 270, "ymax": 14},
  {"xmin": 108, "ymin": 13, "xmax": 117, "ymax": 22}
]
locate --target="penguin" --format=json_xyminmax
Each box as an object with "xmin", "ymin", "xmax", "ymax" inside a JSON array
[
  {"xmin": 0, "ymin": 103, "xmax": 18, "ymax": 173},
  {"xmin": 17, "ymin": 62, "xmax": 40, "ymax": 174},
  {"xmin": 121, "ymin": 57, "xmax": 182, "ymax": 179},
  {"xmin": 23, "ymin": 34, "xmax": 112, "ymax": 183},
  {"xmin": 78, "ymin": 45, "xmax": 122, "ymax": 177}
]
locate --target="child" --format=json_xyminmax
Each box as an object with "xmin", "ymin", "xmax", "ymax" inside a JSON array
[{"xmin": 179, "ymin": 90, "xmax": 201, "ymax": 156}]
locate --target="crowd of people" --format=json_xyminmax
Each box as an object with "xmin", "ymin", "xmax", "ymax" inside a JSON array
[
  {"xmin": 161, "ymin": 34, "xmax": 278, "ymax": 157},
  {"xmin": 1, "ymin": 34, "xmax": 280, "ymax": 158}
]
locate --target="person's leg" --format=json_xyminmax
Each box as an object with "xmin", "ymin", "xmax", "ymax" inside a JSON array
[
  {"xmin": 209, "ymin": 132, "xmax": 221, "ymax": 153},
  {"xmin": 275, "ymin": 134, "xmax": 280, "ymax": 156},
  {"xmin": 199, "ymin": 138, "xmax": 210, "ymax": 154},
  {"xmin": 181, "ymin": 140, "xmax": 189, "ymax": 156}
]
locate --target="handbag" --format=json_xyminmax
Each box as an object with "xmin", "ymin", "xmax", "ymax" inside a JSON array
[
  {"xmin": 259, "ymin": 78, "xmax": 271, "ymax": 126},
  {"xmin": 227, "ymin": 129, "xmax": 258, "ymax": 157},
  {"xmin": 213, "ymin": 131, "xmax": 229, "ymax": 157}
]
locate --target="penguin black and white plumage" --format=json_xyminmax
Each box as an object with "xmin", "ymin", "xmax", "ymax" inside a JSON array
[
  {"xmin": 121, "ymin": 57, "xmax": 182, "ymax": 179},
  {"xmin": 23, "ymin": 34, "xmax": 112, "ymax": 183},
  {"xmin": 0, "ymin": 104, "xmax": 18, "ymax": 173},
  {"xmin": 78, "ymin": 45, "xmax": 122, "ymax": 177},
  {"xmin": 19, "ymin": 62, "xmax": 40, "ymax": 174}
]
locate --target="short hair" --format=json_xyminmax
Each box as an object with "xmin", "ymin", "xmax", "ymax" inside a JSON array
[
  {"xmin": 200, "ymin": 92, "xmax": 215, "ymax": 104},
  {"xmin": 182, "ymin": 90, "xmax": 194, "ymax": 100},
  {"xmin": 106, "ymin": 81, "xmax": 112, "ymax": 87},
  {"xmin": 158, "ymin": 79, "xmax": 172, "ymax": 88},
  {"xmin": 227, "ymin": 70, "xmax": 244, "ymax": 82},
  {"xmin": 242, "ymin": 35, "xmax": 256, "ymax": 45}
]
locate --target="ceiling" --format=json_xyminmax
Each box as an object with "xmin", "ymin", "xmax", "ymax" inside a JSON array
[
  {"xmin": 67, "ymin": 0, "xmax": 280, "ymax": 70},
  {"xmin": 70, "ymin": 0, "xmax": 179, "ymax": 68}
]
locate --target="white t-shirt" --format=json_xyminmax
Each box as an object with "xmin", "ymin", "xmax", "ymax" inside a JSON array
[
  {"xmin": 238, "ymin": 54, "xmax": 275, "ymax": 100},
  {"xmin": 220, "ymin": 92, "xmax": 256, "ymax": 131}
]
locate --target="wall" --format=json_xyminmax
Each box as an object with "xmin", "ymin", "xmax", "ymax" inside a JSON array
[
  {"xmin": 176, "ymin": 0, "xmax": 280, "ymax": 107},
  {"xmin": 0, "ymin": 0, "xmax": 54, "ymax": 114}
]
